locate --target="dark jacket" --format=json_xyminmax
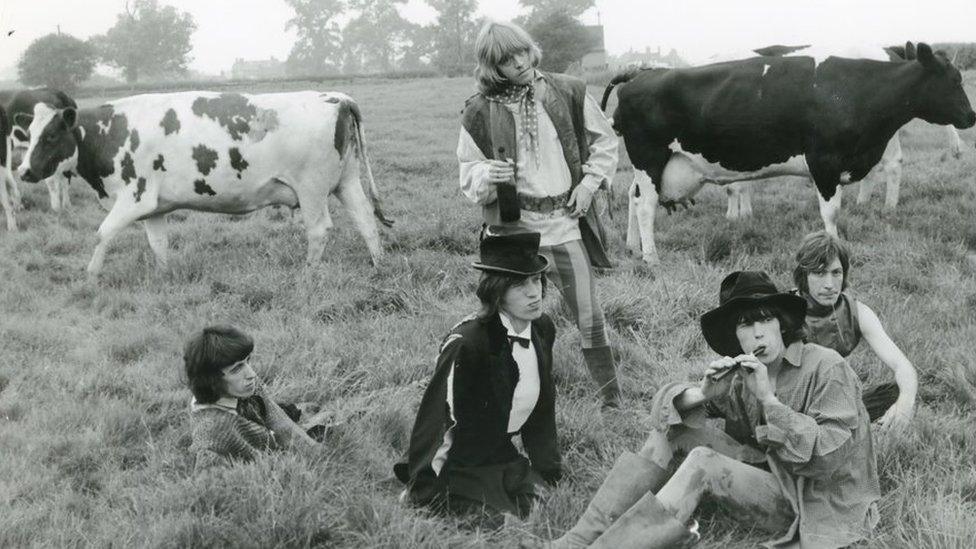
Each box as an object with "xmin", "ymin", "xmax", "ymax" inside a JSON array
[
  {"xmin": 394, "ymin": 313, "xmax": 561, "ymax": 508},
  {"xmin": 460, "ymin": 71, "xmax": 612, "ymax": 269}
]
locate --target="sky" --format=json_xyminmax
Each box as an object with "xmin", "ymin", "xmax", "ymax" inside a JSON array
[{"xmin": 0, "ymin": 0, "xmax": 973, "ymax": 76}]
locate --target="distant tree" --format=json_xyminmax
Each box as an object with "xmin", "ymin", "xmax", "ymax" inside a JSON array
[
  {"xmin": 284, "ymin": 0, "xmax": 345, "ymax": 75},
  {"xmin": 342, "ymin": 0, "xmax": 410, "ymax": 73},
  {"xmin": 527, "ymin": 10, "xmax": 595, "ymax": 72},
  {"xmin": 399, "ymin": 24, "xmax": 436, "ymax": 71},
  {"xmin": 92, "ymin": 0, "xmax": 196, "ymax": 83},
  {"xmin": 17, "ymin": 33, "xmax": 96, "ymax": 90},
  {"xmin": 519, "ymin": 0, "xmax": 593, "ymax": 25},
  {"xmin": 428, "ymin": 0, "xmax": 479, "ymax": 75}
]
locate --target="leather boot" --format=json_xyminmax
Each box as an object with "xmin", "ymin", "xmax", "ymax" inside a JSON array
[
  {"xmin": 552, "ymin": 452, "xmax": 668, "ymax": 549},
  {"xmin": 590, "ymin": 490, "xmax": 699, "ymax": 549},
  {"xmin": 582, "ymin": 346, "xmax": 621, "ymax": 409}
]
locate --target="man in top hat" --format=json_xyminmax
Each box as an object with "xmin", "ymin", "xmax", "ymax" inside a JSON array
[
  {"xmin": 394, "ymin": 229, "xmax": 561, "ymax": 521},
  {"xmin": 553, "ymin": 271, "xmax": 880, "ymax": 549}
]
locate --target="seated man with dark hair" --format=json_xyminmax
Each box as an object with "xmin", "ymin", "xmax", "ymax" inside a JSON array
[
  {"xmin": 184, "ymin": 325, "xmax": 317, "ymax": 470},
  {"xmin": 554, "ymin": 271, "xmax": 879, "ymax": 549}
]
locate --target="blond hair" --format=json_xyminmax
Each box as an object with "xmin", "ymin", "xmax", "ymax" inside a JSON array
[{"xmin": 474, "ymin": 21, "xmax": 543, "ymax": 94}]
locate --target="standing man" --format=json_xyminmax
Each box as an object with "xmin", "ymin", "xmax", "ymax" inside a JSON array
[{"xmin": 457, "ymin": 21, "xmax": 621, "ymax": 408}]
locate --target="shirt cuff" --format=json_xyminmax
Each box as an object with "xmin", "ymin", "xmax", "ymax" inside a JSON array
[
  {"xmin": 755, "ymin": 423, "xmax": 787, "ymax": 446},
  {"xmin": 653, "ymin": 382, "xmax": 707, "ymax": 429},
  {"xmin": 757, "ymin": 399, "xmax": 795, "ymax": 446},
  {"xmin": 579, "ymin": 174, "xmax": 603, "ymax": 193}
]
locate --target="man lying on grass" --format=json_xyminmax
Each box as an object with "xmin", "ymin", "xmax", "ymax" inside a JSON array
[
  {"xmin": 184, "ymin": 325, "xmax": 318, "ymax": 470},
  {"xmin": 554, "ymin": 271, "xmax": 879, "ymax": 548}
]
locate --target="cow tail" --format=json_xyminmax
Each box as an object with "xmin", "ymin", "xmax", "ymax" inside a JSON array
[
  {"xmin": 348, "ymin": 101, "xmax": 394, "ymax": 228},
  {"xmin": 600, "ymin": 68, "xmax": 642, "ymax": 111}
]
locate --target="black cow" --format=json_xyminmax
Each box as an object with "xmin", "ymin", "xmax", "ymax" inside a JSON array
[{"xmin": 603, "ymin": 42, "xmax": 975, "ymax": 264}]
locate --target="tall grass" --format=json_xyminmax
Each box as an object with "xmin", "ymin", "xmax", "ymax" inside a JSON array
[{"xmin": 1, "ymin": 74, "xmax": 975, "ymax": 547}]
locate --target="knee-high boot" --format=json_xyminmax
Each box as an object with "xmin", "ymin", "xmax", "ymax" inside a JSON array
[
  {"xmin": 582, "ymin": 346, "xmax": 620, "ymax": 408},
  {"xmin": 590, "ymin": 490, "xmax": 698, "ymax": 549},
  {"xmin": 552, "ymin": 452, "xmax": 668, "ymax": 549}
]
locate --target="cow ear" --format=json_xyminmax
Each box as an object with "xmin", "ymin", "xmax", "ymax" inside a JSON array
[
  {"xmin": 61, "ymin": 107, "xmax": 78, "ymax": 130},
  {"xmin": 916, "ymin": 42, "xmax": 937, "ymax": 71},
  {"xmin": 13, "ymin": 112, "xmax": 33, "ymax": 128},
  {"xmin": 883, "ymin": 45, "xmax": 906, "ymax": 61},
  {"xmin": 904, "ymin": 41, "xmax": 917, "ymax": 60}
]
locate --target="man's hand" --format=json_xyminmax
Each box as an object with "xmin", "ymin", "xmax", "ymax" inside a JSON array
[
  {"xmin": 566, "ymin": 184, "xmax": 595, "ymax": 218},
  {"xmin": 485, "ymin": 159, "xmax": 515, "ymax": 184},
  {"xmin": 737, "ymin": 354, "xmax": 775, "ymax": 403},
  {"xmin": 876, "ymin": 397, "xmax": 914, "ymax": 435},
  {"xmin": 701, "ymin": 356, "xmax": 737, "ymax": 401}
]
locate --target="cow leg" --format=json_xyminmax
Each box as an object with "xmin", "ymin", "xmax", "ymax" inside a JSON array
[
  {"xmin": 294, "ymin": 187, "xmax": 334, "ymax": 265},
  {"xmin": 45, "ymin": 177, "xmax": 62, "ymax": 212},
  {"xmin": 7, "ymin": 166, "xmax": 23, "ymax": 211},
  {"xmin": 817, "ymin": 187, "xmax": 843, "ymax": 236},
  {"xmin": 947, "ymin": 125, "xmax": 963, "ymax": 159},
  {"xmin": 856, "ymin": 177, "xmax": 875, "ymax": 205},
  {"xmin": 632, "ymin": 169, "xmax": 660, "ymax": 265},
  {"xmin": 739, "ymin": 181, "xmax": 753, "ymax": 218},
  {"xmin": 59, "ymin": 176, "xmax": 72, "ymax": 211},
  {"xmin": 882, "ymin": 135, "xmax": 903, "ymax": 211},
  {"xmin": 87, "ymin": 199, "xmax": 147, "ymax": 275},
  {"xmin": 724, "ymin": 183, "xmax": 740, "ymax": 220},
  {"xmin": 141, "ymin": 215, "xmax": 169, "ymax": 268},
  {"xmin": 0, "ymin": 168, "xmax": 16, "ymax": 232},
  {"xmin": 335, "ymin": 167, "xmax": 383, "ymax": 266},
  {"xmin": 625, "ymin": 172, "xmax": 642, "ymax": 254}
]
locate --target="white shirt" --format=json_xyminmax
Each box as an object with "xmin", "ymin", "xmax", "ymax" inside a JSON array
[
  {"xmin": 458, "ymin": 72, "xmax": 619, "ymax": 247},
  {"xmin": 500, "ymin": 313, "xmax": 541, "ymax": 433}
]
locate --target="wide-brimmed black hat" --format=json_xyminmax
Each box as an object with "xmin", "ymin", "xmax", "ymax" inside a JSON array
[
  {"xmin": 471, "ymin": 227, "xmax": 549, "ymax": 276},
  {"xmin": 700, "ymin": 271, "xmax": 806, "ymax": 357}
]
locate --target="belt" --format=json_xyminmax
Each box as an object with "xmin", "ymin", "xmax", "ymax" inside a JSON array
[{"xmin": 518, "ymin": 190, "xmax": 571, "ymax": 214}]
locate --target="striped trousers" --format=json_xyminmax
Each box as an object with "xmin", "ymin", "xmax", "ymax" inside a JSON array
[{"xmin": 538, "ymin": 239, "xmax": 608, "ymax": 349}]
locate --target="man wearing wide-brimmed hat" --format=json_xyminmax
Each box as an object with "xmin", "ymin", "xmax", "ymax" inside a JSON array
[
  {"xmin": 394, "ymin": 229, "xmax": 561, "ymax": 522},
  {"xmin": 553, "ymin": 271, "xmax": 880, "ymax": 548}
]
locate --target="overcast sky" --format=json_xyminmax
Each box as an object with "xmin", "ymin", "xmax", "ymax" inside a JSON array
[{"xmin": 0, "ymin": 0, "xmax": 973, "ymax": 75}]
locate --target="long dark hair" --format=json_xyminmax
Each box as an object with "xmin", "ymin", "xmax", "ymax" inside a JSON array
[
  {"xmin": 183, "ymin": 325, "xmax": 254, "ymax": 403},
  {"xmin": 793, "ymin": 231, "xmax": 851, "ymax": 295},
  {"xmin": 736, "ymin": 304, "xmax": 807, "ymax": 348},
  {"xmin": 475, "ymin": 271, "xmax": 547, "ymax": 320}
]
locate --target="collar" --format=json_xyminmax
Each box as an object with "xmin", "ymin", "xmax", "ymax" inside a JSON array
[
  {"xmin": 782, "ymin": 341, "xmax": 804, "ymax": 368},
  {"xmin": 802, "ymin": 291, "xmax": 837, "ymax": 317},
  {"xmin": 499, "ymin": 311, "xmax": 532, "ymax": 339},
  {"xmin": 190, "ymin": 396, "xmax": 239, "ymax": 414}
]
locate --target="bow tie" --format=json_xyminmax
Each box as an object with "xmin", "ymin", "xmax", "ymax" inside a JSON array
[{"xmin": 508, "ymin": 335, "xmax": 530, "ymax": 349}]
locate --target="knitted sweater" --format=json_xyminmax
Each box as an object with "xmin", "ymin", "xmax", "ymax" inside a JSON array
[{"xmin": 188, "ymin": 386, "xmax": 315, "ymax": 470}]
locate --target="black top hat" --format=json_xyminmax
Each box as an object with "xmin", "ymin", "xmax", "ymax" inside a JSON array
[
  {"xmin": 471, "ymin": 227, "xmax": 549, "ymax": 276},
  {"xmin": 700, "ymin": 271, "xmax": 806, "ymax": 357}
]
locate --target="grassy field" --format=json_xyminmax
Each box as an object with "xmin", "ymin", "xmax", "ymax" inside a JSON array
[{"xmin": 1, "ymin": 72, "xmax": 975, "ymax": 548}]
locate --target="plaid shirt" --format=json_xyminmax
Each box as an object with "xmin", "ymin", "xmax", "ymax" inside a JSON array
[{"xmin": 662, "ymin": 342, "xmax": 880, "ymax": 548}]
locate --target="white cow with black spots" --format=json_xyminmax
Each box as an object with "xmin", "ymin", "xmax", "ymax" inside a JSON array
[{"xmin": 17, "ymin": 91, "xmax": 392, "ymax": 275}]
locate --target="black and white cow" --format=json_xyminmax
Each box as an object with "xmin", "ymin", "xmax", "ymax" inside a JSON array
[
  {"xmin": 17, "ymin": 91, "xmax": 393, "ymax": 274},
  {"xmin": 602, "ymin": 42, "xmax": 975, "ymax": 264},
  {"xmin": 720, "ymin": 42, "xmax": 968, "ymax": 220},
  {"xmin": 6, "ymin": 88, "xmax": 79, "ymax": 213}
]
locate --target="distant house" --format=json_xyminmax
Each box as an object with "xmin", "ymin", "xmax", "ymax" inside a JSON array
[
  {"xmin": 611, "ymin": 46, "xmax": 687, "ymax": 69},
  {"xmin": 231, "ymin": 57, "xmax": 286, "ymax": 80},
  {"xmin": 580, "ymin": 25, "xmax": 608, "ymax": 73}
]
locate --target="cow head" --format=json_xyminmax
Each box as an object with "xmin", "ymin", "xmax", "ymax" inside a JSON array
[
  {"xmin": 16, "ymin": 104, "xmax": 79, "ymax": 183},
  {"xmin": 912, "ymin": 42, "xmax": 976, "ymax": 129}
]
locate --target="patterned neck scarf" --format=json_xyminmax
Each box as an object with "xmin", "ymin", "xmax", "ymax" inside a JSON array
[{"xmin": 486, "ymin": 80, "xmax": 540, "ymax": 163}]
